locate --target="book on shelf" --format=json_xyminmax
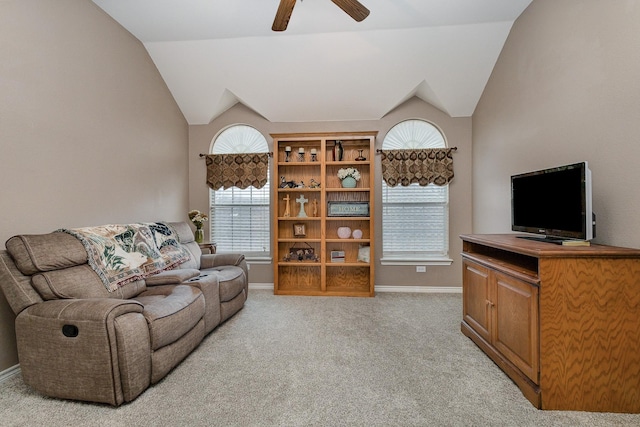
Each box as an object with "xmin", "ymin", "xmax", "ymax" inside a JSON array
[{"xmin": 561, "ymin": 240, "xmax": 591, "ymax": 247}]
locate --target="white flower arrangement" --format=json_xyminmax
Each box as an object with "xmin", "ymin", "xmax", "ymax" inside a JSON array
[
  {"xmin": 188, "ymin": 209, "xmax": 208, "ymax": 229},
  {"xmin": 337, "ymin": 167, "xmax": 361, "ymax": 181}
]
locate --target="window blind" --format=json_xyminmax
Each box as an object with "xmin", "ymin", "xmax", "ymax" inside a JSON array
[
  {"xmin": 210, "ymin": 179, "xmax": 270, "ymax": 255},
  {"xmin": 381, "ymin": 181, "xmax": 448, "ymax": 257}
]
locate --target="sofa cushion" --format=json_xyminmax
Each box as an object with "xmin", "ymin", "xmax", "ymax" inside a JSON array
[
  {"xmin": 32, "ymin": 265, "xmax": 109, "ymax": 299},
  {"xmin": 0, "ymin": 251, "xmax": 43, "ymax": 315},
  {"xmin": 150, "ymin": 318, "xmax": 205, "ymax": 384},
  {"xmin": 167, "ymin": 221, "xmax": 195, "ymax": 244},
  {"xmin": 203, "ymin": 265, "xmax": 246, "ymax": 302},
  {"xmin": 221, "ymin": 289, "xmax": 247, "ymax": 323},
  {"xmin": 6, "ymin": 232, "xmax": 87, "ymax": 275},
  {"xmin": 134, "ymin": 285, "xmax": 205, "ymax": 350},
  {"xmin": 32, "ymin": 265, "xmax": 146, "ymax": 300},
  {"xmin": 166, "ymin": 222, "xmax": 201, "ymax": 270},
  {"xmin": 177, "ymin": 242, "xmax": 202, "ymax": 270}
]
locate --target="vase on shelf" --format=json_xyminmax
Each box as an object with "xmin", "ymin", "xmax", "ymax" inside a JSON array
[
  {"xmin": 337, "ymin": 227, "xmax": 352, "ymax": 239},
  {"xmin": 333, "ymin": 140, "xmax": 344, "ymax": 161},
  {"xmin": 341, "ymin": 176, "xmax": 357, "ymax": 188},
  {"xmin": 194, "ymin": 227, "xmax": 204, "ymax": 243}
]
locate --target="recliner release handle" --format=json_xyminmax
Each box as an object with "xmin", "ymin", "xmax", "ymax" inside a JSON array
[{"xmin": 62, "ymin": 324, "xmax": 79, "ymax": 338}]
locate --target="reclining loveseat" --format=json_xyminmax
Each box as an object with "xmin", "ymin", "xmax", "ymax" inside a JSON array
[{"xmin": 0, "ymin": 221, "xmax": 248, "ymax": 406}]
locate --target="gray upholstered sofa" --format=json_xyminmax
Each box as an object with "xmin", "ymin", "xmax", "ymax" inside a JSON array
[{"xmin": 0, "ymin": 221, "xmax": 248, "ymax": 406}]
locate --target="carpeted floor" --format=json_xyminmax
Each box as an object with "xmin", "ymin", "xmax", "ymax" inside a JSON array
[{"xmin": 1, "ymin": 290, "xmax": 639, "ymax": 426}]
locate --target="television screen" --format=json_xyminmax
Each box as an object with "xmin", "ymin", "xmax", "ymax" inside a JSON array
[{"xmin": 511, "ymin": 162, "xmax": 593, "ymax": 241}]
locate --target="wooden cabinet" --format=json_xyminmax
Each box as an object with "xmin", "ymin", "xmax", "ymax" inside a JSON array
[
  {"xmin": 463, "ymin": 260, "xmax": 539, "ymax": 389},
  {"xmin": 461, "ymin": 234, "xmax": 640, "ymax": 413},
  {"xmin": 492, "ymin": 271, "xmax": 539, "ymax": 384},
  {"xmin": 272, "ymin": 132, "xmax": 376, "ymax": 297}
]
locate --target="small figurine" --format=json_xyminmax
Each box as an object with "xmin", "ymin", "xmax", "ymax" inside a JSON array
[
  {"xmin": 283, "ymin": 195, "xmax": 291, "ymax": 217},
  {"xmin": 309, "ymin": 178, "xmax": 321, "ymax": 188},
  {"xmin": 279, "ymin": 176, "xmax": 297, "ymax": 188}
]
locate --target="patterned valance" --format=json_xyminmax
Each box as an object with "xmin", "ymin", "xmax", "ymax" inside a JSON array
[
  {"xmin": 380, "ymin": 148, "xmax": 455, "ymax": 187},
  {"xmin": 205, "ymin": 153, "xmax": 269, "ymax": 190}
]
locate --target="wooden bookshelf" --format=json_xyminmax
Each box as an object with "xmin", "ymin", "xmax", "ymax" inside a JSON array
[{"xmin": 272, "ymin": 132, "xmax": 376, "ymax": 297}]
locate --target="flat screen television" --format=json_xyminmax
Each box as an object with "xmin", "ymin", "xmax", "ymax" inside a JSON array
[{"xmin": 511, "ymin": 161, "xmax": 595, "ymax": 242}]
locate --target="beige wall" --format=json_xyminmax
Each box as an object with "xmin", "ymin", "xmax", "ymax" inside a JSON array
[
  {"xmin": 0, "ymin": 1, "xmax": 188, "ymax": 371},
  {"xmin": 189, "ymin": 97, "xmax": 472, "ymax": 288},
  {"xmin": 473, "ymin": 0, "xmax": 640, "ymax": 248}
]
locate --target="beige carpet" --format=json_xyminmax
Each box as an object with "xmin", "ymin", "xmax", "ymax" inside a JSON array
[{"xmin": 1, "ymin": 290, "xmax": 639, "ymax": 426}]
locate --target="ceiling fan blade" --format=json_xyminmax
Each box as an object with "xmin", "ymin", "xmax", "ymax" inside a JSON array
[
  {"xmin": 331, "ymin": 0, "xmax": 370, "ymax": 22},
  {"xmin": 272, "ymin": 0, "xmax": 297, "ymax": 31}
]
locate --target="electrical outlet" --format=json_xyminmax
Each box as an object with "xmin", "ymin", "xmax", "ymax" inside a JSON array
[{"xmin": 416, "ymin": 266, "xmax": 426, "ymax": 273}]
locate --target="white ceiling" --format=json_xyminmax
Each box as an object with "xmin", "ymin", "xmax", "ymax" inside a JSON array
[{"xmin": 92, "ymin": 0, "xmax": 533, "ymax": 124}]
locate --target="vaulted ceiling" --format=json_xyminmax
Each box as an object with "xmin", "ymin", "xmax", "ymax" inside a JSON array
[{"xmin": 92, "ymin": 0, "xmax": 533, "ymax": 124}]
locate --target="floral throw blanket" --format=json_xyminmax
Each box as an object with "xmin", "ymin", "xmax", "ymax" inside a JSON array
[{"xmin": 60, "ymin": 222, "xmax": 190, "ymax": 292}]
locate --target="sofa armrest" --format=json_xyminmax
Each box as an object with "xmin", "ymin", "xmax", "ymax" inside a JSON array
[
  {"xmin": 200, "ymin": 253, "xmax": 248, "ymax": 285},
  {"xmin": 16, "ymin": 298, "xmax": 150, "ymax": 406},
  {"xmin": 200, "ymin": 253, "xmax": 245, "ymax": 269},
  {"xmin": 20, "ymin": 297, "xmax": 142, "ymax": 320}
]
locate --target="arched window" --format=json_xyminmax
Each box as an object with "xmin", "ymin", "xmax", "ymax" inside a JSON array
[
  {"xmin": 209, "ymin": 124, "xmax": 270, "ymax": 259},
  {"xmin": 381, "ymin": 119, "xmax": 451, "ymax": 264}
]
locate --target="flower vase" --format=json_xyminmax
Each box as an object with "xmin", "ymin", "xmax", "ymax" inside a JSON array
[
  {"xmin": 341, "ymin": 176, "xmax": 357, "ymax": 188},
  {"xmin": 334, "ymin": 141, "xmax": 344, "ymax": 161},
  {"xmin": 194, "ymin": 228, "xmax": 204, "ymax": 243}
]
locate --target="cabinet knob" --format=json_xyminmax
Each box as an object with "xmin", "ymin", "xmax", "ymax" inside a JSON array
[{"xmin": 486, "ymin": 300, "xmax": 495, "ymax": 307}]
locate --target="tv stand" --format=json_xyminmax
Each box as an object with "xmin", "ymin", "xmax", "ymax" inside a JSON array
[{"xmin": 461, "ymin": 234, "xmax": 640, "ymax": 413}]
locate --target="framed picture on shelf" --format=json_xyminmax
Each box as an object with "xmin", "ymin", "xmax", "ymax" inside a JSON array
[
  {"xmin": 293, "ymin": 223, "xmax": 306, "ymax": 237},
  {"xmin": 330, "ymin": 250, "xmax": 346, "ymax": 263}
]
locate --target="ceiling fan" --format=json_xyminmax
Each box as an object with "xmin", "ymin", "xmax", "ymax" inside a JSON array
[{"xmin": 272, "ymin": 0, "xmax": 370, "ymax": 32}]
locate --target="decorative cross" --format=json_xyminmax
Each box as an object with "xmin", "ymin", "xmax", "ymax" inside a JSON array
[{"xmin": 296, "ymin": 194, "xmax": 308, "ymax": 218}]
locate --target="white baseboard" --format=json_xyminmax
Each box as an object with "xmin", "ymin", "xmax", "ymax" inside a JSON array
[
  {"xmin": 249, "ymin": 283, "xmax": 274, "ymax": 290},
  {"xmin": 250, "ymin": 283, "xmax": 462, "ymax": 294},
  {"xmin": 0, "ymin": 365, "xmax": 20, "ymax": 384}
]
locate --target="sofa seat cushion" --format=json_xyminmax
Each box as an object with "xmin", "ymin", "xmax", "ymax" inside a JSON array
[
  {"xmin": 202, "ymin": 266, "xmax": 246, "ymax": 303},
  {"xmin": 134, "ymin": 285, "xmax": 205, "ymax": 350}
]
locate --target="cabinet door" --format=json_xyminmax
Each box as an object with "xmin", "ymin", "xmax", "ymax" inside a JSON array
[
  {"xmin": 462, "ymin": 259, "xmax": 492, "ymax": 343},
  {"xmin": 492, "ymin": 271, "xmax": 539, "ymax": 383}
]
